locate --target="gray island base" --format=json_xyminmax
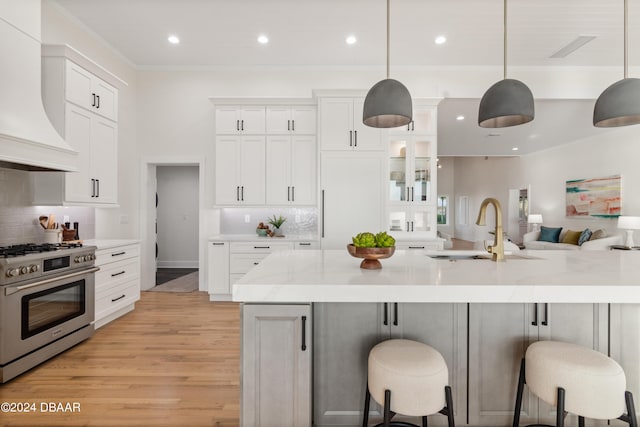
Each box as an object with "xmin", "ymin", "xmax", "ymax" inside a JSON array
[{"xmin": 234, "ymin": 249, "xmax": 640, "ymax": 427}]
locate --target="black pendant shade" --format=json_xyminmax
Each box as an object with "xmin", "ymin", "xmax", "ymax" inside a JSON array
[
  {"xmin": 478, "ymin": 79, "xmax": 535, "ymax": 128},
  {"xmin": 363, "ymin": 78, "xmax": 413, "ymax": 128}
]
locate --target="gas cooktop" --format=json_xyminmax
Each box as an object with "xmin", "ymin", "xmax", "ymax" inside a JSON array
[{"xmin": 0, "ymin": 242, "xmax": 84, "ymax": 258}]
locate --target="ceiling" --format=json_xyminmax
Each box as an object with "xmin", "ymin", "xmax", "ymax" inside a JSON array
[{"xmin": 50, "ymin": 0, "xmax": 636, "ymax": 154}]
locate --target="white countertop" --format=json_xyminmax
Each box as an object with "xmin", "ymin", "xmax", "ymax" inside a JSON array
[
  {"xmin": 85, "ymin": 239, "xmax": 140, "ymax": 250},
  {"xmin": 209, "ymin": 234, "xmax": 318, "ymax": 241},
  {"xmin": 233, "ymin": 249, "xmax": 640, "ymax": 303}
]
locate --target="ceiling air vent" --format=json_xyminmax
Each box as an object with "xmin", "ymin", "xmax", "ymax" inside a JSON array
[{"xmin": 550, "ymin": 35, "xmax": 597, "ymax": 58}]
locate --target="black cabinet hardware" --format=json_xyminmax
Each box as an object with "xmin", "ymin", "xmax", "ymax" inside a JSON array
[
  {"xmin": 111, "ymin": 294, "xmax": 125, "ymax": 302},
  {"xmin": 111, "ymin": 271, "xmax": 125, "ymax": 277},
  {"xmin": 301, "ymin": 316, "xmax": 307, "ymax": 351},
  {"xmin": 532, "ymin": 302, "xmax": 538, "ymax": 326},
  {"xmin": 383, "ymin": 303, "xmax": 388, "ymax": 326}
]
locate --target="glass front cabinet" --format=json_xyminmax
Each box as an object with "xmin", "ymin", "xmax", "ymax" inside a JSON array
[{"xmin": 386, "ymin": 101, "xmax": 438, "ymax": 238}]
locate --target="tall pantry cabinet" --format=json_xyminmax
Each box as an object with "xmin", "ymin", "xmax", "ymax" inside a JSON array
[{"xmin": 33, "ymin": 45, "xmax": 123, "ymax": 206}]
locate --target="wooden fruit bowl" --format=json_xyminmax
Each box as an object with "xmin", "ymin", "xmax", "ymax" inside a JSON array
[{"xmin": 347, "ymin": 244, "xmax": 395, "ymax": 270}]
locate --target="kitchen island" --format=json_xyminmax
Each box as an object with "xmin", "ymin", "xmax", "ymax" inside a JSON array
[{"xmin": 234, "ymin": 249, "xmax": 640, "ymax": 427}]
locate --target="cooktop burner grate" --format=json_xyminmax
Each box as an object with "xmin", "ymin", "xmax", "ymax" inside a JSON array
[{"xmin": 0, "ymin": 242, "xmax": 84, "ymax": 258}]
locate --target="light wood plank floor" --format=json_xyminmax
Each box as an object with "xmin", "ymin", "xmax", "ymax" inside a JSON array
[{"xmin": 0, "ymin": 292, "xmax": 240, "ymax": 427}]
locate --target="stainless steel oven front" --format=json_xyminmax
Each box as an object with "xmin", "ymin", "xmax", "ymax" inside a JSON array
[{"xmin": 0, "ymin": 266, "xmax": 98, "ymax": 382}]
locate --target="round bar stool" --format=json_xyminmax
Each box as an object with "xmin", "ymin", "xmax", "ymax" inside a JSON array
[
  {"xmin": 513, "ymin": 340, "xmax": 638, "ymax": 427},
  {"xmin": 363, "ymin": 339, "xmax": 455, "ymax": 427}
]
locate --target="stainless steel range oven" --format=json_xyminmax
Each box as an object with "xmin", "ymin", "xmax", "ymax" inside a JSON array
[{"xmin": 0, "ymin": 243, "xmax": 98, "ymax": 383}]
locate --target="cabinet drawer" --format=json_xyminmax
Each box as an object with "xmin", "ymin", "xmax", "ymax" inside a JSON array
[
  {"xmin": 95, "ymin": 280, "xmax": 139, "ymax": 317},
  {"xmin": 230, "ymin": 253, "xmax": 268, "ymax": 274},
  {"xmin": 230, "ymin": 241, "xmax": 293, "ymax": 253},
  {"xmin": 95, "ymin": 258, "xmax": 139, "ymax": 292},
  {"xmin": 95, "ymin": 244, "xmax": 140, "ymax": 267},
  {"xmin": 294, "ymin": 241, "xmax": 319, "ymax": 250}
]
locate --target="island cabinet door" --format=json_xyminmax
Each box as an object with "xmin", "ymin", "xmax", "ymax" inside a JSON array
[
  {"xmin": 242, "ymin": 304, "xmax": 311, "ymax": 427},
  {"xmin": 468, "ymin": 303, "xmax": 607, "ymax": 427},
  {"xmin": 390, "ymin": 303, "xmax": 468, "ymax": 426},
  {"xmin": 313, "ymin": 303, "xmax": 386, "ymax": 427},
  {"xmin": 603, "ymin": 304, "xmax": 640, "ymax": 425}
]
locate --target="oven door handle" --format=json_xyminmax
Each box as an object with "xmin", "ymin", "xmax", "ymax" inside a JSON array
[{"xmin": 5, "ymin": 267, "xmax": 100, "ymax": 296}]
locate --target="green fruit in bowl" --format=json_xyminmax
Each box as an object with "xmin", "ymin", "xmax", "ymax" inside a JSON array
[
  {"xmin": 352, "ymin": 232, "xmax": 377, "ymax": 248},
  {"xmin": 375, "ymin": 231, "xmax": 396, "ymax": 247}
]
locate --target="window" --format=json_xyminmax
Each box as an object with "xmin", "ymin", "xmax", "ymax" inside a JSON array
[{"xmin": 437, "ymin": 195, "xmax": 449, "ymax": 225}]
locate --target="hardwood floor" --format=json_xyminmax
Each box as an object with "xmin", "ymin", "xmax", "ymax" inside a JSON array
[{"xmin": 0, "ymin": 292, "xmax": 240, "ymax": 427}]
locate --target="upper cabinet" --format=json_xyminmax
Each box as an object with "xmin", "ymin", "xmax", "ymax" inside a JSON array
[
  {"xmin": 389, "ymin": 102, "xmax": 437, "ymax": 135},
  {"xmin": 319, "ymin": 97, "xmax": 384, "ymax": 151},
  {"xmin": 266, "ymin": 135, "xmax": 316, "ymax": 205},
  {"xmin": 65, "ymin": 60, "xmax": 118, "ymax": 122},
  {"xmin": 215, "ymin": 135, "xmax": 266, "ymax": 205},
  {"xmin": 32, "ymin": 46, "xmax": 124, "ymax": 206},
  {"xmin": 215, "ymin": 106, "xmax": 266, "ymax": 134},
  {"xmin": 266, "ymin": 106, "xmax": 316, "ymax": 135}
]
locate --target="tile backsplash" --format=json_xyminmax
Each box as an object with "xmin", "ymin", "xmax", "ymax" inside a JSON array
[
  {"xmin": 0, "ymin": 168, "xmax": 95, "ymax": 245},
  {"xmin": 221, "ymin": 207, "xmax": 317, "ymax": 235}
]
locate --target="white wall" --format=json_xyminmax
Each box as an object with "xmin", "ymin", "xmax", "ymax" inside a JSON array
[{"xmin": 156, "ymin": 166, "xmax": 199, "ymax": 268}]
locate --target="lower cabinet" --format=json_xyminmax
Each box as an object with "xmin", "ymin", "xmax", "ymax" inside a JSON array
[
  {"xmin": 94, "ymin": 243, "xmax": 141, "ymax": 328},
  {"xmin": 609, "ymin": 304, "xmax": 640, "ymax": 425},
  {"xmin": 313, "ymin": 302, "xmax": 467, "ymax": 427},
  {"xmin": 242, "ymin": 304, "xmax": 311, "ymax": 427},
  {"xmin": 468, "ymin": 303, "xmax": 607, "ymax": 427}
]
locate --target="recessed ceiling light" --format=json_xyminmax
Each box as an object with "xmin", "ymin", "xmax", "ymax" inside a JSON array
[
  {"xmin": 258, "ymin": 35, "xmax": 269, "ymax": 44},
  {"xmin": 167, "ymin": 35, "xmax": 180, "ymax": 44},
  {"xmin": 346, "ymin": 35, "xmax": 357, "ymax": 45},
  {"xmin": 435, "ymin": 35, "xmax": 447, "ymax": 45},
  {"xmin": 456, "ymin": 115, "xmax": 465, "ymax": 121},
  {"xmin": 512, "ymin": 147, "xmax": 519, "ymax": 151}
]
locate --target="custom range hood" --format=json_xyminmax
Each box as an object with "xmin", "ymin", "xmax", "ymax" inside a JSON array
[{"xmin": 0, "ymin": 1, "xmax": 77, "ymax": 172}]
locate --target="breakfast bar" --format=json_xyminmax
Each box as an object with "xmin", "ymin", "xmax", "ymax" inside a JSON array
[{"xmin": 233, "ymin": 249, "xmax": 640, "ymax": 427}]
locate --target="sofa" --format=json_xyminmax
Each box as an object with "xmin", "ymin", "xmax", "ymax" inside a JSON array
[{"xmin": 523, "ymin": 226, "xmax": 622, "ymax": 250}]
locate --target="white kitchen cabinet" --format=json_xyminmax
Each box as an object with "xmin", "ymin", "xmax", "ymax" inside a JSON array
[
  {"xmin": 65, "ymin": 59, "xmax": 118, "ymax": 122},
  {"xmin": 266, "ymin": 135, "xmax": 316, "ymax": 205},
  {"xmin": 207, "ymin": 241, "xmax": 230, "ymax": 301},
  {"xmin": 266, "ymin": 106, "xmax": 316, "ymax": 135},
  {"xmin": 34, "ymin": 53, "xmax": 119, "ymax": 206},
  {"xmin": 94, "ymin": 243, "xmax": 140, "ymax": 329},
  {"xmin": 389, "ymin": 102, "xmax": 437, "ymax": 135},
  {"xmin": 320, "ymin": 152, "xmax": 385, "ymax": 249},
  {"xmin": 215, "ymin": 136, "xmax": 265, "ymax": 205},
  {"xmin": 314, "ymin": 303, "xmax": 467, "ymax": 427},
  {"xmin": 215, "ymin": 106, "xmax": 265, "ymax": 134},
  {"xmin": 242, "ymin": 304, "xmax": 312, "ymax": 427},
  {"xmin": 468, "ymin": 303, "xmax": 607, "ymax": 427},
  {"xmin": 319, "ymin": 97, "xmax": 383, "ymax": 151}
]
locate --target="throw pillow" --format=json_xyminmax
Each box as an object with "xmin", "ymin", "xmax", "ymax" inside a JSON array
[
  {"xmin": 578, "ymin": 228, "xmax": 593, "ymax": 246},
  {"xmin": 562, "ymin": 229, "xmax": 582, "ymax": 245},
  {"xmin": 538, "ymin": 226, "xmax": 563, "ymax": 243},
  {"xmin": 590, "ymin": 229, "xmax": 608, "ymax": 240}
]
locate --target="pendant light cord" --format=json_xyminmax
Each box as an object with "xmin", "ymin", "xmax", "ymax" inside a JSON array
[
  {"xmin": 386, "ymin": 0, "xmax": 390, "ymax": 79},
  {"xmin": 503, "ymin": 0, "xmax": 508, "ymax": 79},
  {"xmin": 624, "ymin": 0, "xmax": 628, "ymax": 79}
]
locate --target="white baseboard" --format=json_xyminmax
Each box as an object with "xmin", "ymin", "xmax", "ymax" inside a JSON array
[{"xmin": 157, "ymin": 260, "xmax": 199, "ymax": 268}]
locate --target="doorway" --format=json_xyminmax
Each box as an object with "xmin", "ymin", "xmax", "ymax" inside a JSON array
[{"xmin": 155, "ymin": 166, "xmax": 199, "ymax": 286}]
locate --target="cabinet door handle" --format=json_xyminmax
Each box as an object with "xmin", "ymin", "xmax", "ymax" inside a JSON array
[
  {"xmin": 406, "ymin": 221, "xmax": 410, "ymax": 232},
  {"xmin": 406, "ymin": 123, "xmax": 410, "ymax": 131},
  {"xmin": 298, "ymin": 242, "xmax": 311, "ymax": 246},
  {"xmin": 412, "ymin": 121, "xmax": 415, "ymax": 131},
  {"xmin": 111, "ymin": 271, "xmax": 126, "ymax": 277},
  {"xmin": 532, "ymin": 303, "xmax": 538, "ymax": 326},
  {"xmin": 287, "ymin": 119, "xmax": 291, "ymax": 131},
  {"xmin": 253, "ymin": 246, "xmax": 270, "ymax": 249},
  {"xmin": 96, "ymin": 179, "xmax": 100, "ymax": 197},
  {"xmin": 301, "ymin": 315, "xmax": 307, "ymax": 351},
  {"xmin": 406, "ymin": 187, "xmax": 410, "ymax": 202},
  {"xmin": 236, "ymin": 186, "xmax": 240, "ymax": 201},
  {"xmin": 383, "ymin": 302, "xmax": 388, "ymax": 326},
  {"xmin": 241, "ymin": 186, "xmax": 244, "ymax": 201},
  {"xmin": 91, "ymin": 179, "xmax": 96, "ymax": 197},
  {"xmin": 96, "ymin": 95, "xmax": 100, "ymax": 109},
  {"xmin": 411, "ymin": 187, "xmax": 414, "ymax": 202},
  {"xmin": 291, "ymin": 186, "xmax": 295, "ymax": 202},
  {"xmin": 292, "ymin": 119, "xmax": 295, "ymax": 131},
  {"xmin": 287, "ymin": 186, "xmax": 291, "ymax": 201},
  {"xmin": 111, "ymin": 294, "xmax": 126, "ymax": 302},
  {"xmin": 321, "ymin": 190, "xmax": 325, "ymax": 238},
  {"xmin": 241, "ymin": 120, "xmax": 244, "ymax": 131},
  {"xmin": 92, "ymin": 93, "xmax": 96, "ymax": 107},
  {"xmin": 212, "ymin": 242, "xmax": 225, "ymax": 246},
  {"xmin": 354, "ymin": 130, "xmax": 358, "ymax": 147},
  {"xmin": 411, "ymin": 221, "xmax": 414, "ymax": 232},
  {"xmin": 236, "ymin": 120, "xmax": 240, "ymax": 131},
  {"xmin": 542, "ymin": 303, "xmax": 548, "ymax": 326},
  {"xmin": 253, "ymin": 262, "xmax": 259, "ymax": 265},
  {"xmin": 349, "ymin": 130, "xmax": 353, "ymax": 147},
  {"xmin": 111, "ymin": 251, "xmax": 126, "ymax": 257},
  {"xmin": 393, "ymin": 302, "xmax": 398, "ymax": 326}
]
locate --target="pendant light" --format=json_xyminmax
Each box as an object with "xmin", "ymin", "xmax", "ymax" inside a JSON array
[
  {"xmin": 478, "ymin": 0, "xmax": 534, "ymax": 128},
  {"xmin": 593, "ymin": 0, "xmax": 640, "ymax": 127},
  {"xmin": 363, "ymin": 0, "xmax": 413, "ymax": 128}
]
